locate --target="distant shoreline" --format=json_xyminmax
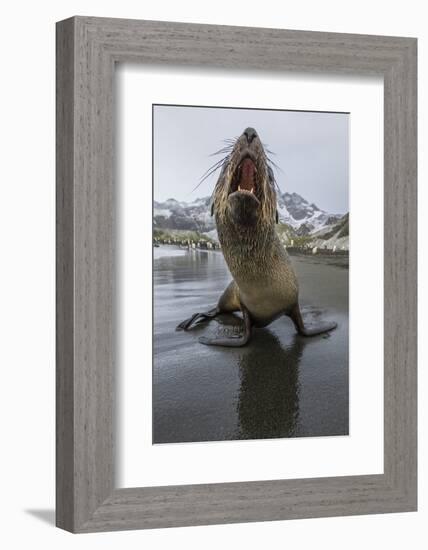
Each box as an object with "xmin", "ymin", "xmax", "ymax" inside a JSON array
[{"xmin": 154, "ymin": 243, "xmax": 349, "ymax": 267}]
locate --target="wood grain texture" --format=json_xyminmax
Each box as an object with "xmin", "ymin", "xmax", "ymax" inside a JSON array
[
  {"xmin": 56, "ymin": 16, "xmax": 417, "ymax": 533},
  {"xmin": 56, "ymin": 18, "xmax": 75, "ymax": 532}
]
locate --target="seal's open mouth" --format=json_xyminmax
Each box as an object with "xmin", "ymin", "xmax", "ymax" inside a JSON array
[
  {"xmin": 211, "ymin": 127, "xmax": 277, "ymax": 228},
  {"xmin": 229, "ymin": 154, "xmax": 259, "ymax": 202}
]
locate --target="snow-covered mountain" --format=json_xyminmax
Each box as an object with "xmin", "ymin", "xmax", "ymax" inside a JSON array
[
  {"xmin": 154, "ymin": 193, "xmax": 348, "ymax": 250},
  {"xmin": 310, "ymin": 213, "xmax": 349, "ymax": 251},
  {"xmin": 276, "ymin": 192, "xmax": 341, "ymax": 232},
  {"xmin": 154, "ymin": 192, "xmax": 341, "ymax": 234},
  {"xmin": 154, "ymin": 197, "xmax": 215, "ymax": 232}
]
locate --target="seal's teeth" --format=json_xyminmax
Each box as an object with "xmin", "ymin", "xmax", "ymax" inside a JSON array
[
  {"xmin": 238, "ymin": 185, "xmax": 241, "ymax": 191},
  {"xmin": 250, "ymin": 188, "xmax": 254, "ymax": 194}
]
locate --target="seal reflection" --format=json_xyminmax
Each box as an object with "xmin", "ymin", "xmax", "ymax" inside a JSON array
[{"xmin": 235, "ymin": 329, "xmax": 304, "ymax": 440}]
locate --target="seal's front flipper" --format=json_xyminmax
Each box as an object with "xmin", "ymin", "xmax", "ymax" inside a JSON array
[
  {"xmin": 199, "ymin": 304, "xmax": 252, "ymax": 347},
  {"xmin": 296, "ymin": 320, "xmax": 338, "ymax": 336},
  {"xmin": 289, "ymin": 304, "xmax": 337, "ymax": 337},
  {"xmin": 176, "ymin": 307, "xmax": 219, "ymax": 331},
  {"xmin": 198, "ymin": 330, "xmax": 251, "ymax": 347}
]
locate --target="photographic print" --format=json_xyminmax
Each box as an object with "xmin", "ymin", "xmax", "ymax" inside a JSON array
[{"xmin": 153, "ymin": 104, "xmax": 349, "ymax": 444}]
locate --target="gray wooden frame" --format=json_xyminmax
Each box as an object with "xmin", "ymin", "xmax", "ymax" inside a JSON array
[{"xmin": 56, "ymin": 16, "xmax": 417, "ymax": 533}]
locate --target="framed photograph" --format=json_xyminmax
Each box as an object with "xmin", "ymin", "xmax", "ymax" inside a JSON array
[
  {"xmin": 56, "ymin": 16, "xmax": 417, "ymax": 532},
  {"xmin": 150, "ymin": 103, "xmax": 350, "ymax": 446}
]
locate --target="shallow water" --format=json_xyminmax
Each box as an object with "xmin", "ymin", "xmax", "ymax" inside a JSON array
[{"xmin": 153, "ymin": 246, "xmax": 349, "ymax": 444}]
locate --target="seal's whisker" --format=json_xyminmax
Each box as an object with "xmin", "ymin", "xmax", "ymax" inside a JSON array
[
  {"xmin": 193, "ymin": 156, "xmax": 230, "ymax": 192},
  {"xmin": 210, "ymin": 146, "xmax": 234, "ymax": 157},
  {"xmin": 188, "ymin": 155, "xmax": 230, "ymax": 195},
  {"xmin": 267, "ymin": 158, "xmax": 282, "ymax": 172},
  {"xmin": 198, "ymin": 165, "xmax": 225, "ymax": 186},
  {"xmin": 200, "ymin": 156, "xmax": 228, "ymax": 178}
]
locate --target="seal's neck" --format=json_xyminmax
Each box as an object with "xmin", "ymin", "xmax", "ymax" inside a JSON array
[{"xmin": 217, "ymin": 218, "xmax": 277, "ymax": 279}]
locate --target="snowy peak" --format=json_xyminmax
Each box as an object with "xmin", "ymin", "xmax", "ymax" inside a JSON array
[
  {"xmin": 276, "ymin": 192, "xmax": 340, "ymax": 232},
  {"xmin": 154, "ymin": 196, "xmax": 214, "ymax": 232},
  {"xmin": 310, "ymin": 212, "xmax": 349, "ymax": 250},
  {"xmin": 154, "ymin": 192, "xmax": 343, "ymax": 235}
]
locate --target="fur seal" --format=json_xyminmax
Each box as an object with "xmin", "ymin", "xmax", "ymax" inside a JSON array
[{"xmin": 176, "ymin": 127, "xmax": 337, "ymax": 346}]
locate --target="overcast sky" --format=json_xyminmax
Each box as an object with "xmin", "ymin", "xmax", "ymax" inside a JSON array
[{"xmin": 153, "ymin": 105, "xmax": 349, "ymax": 214}]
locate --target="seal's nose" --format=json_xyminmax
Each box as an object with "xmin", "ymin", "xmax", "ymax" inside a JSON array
[{"xmin": 243, "ymin": 127, "xmax": 258, "ymax": 144}]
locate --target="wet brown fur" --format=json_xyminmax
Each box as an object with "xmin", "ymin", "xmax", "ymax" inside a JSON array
[
  {"xmin": 177, "ymin": 128, "xmax": 337, "ymax": 344},
  {"xmin": 212, "ymin": 132, "xmax": 299, "ymax": 327}
]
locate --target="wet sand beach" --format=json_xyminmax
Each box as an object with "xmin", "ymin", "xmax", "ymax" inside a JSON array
[{"xmin": 153, "ymin": 246, "xmax": 349, "ymax": 444}]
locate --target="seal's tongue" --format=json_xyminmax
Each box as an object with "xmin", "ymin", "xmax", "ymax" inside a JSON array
[{"xmin": 238, "ymin": 158, "xmax": 256, "ymax": 192}]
